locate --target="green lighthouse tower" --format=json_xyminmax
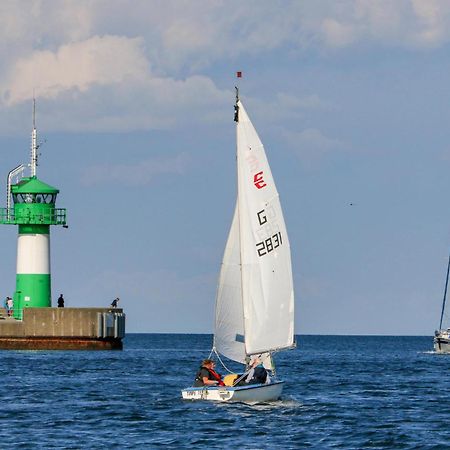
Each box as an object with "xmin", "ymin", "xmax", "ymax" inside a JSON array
[{"xmin": 0, "ymin": 104, "xmax": 66, "ymax": 318}]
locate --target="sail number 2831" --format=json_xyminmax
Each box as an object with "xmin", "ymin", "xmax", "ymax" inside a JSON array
[{"xmin": 256, "ymin": 232, "xmax": 283, "ymax": 257}]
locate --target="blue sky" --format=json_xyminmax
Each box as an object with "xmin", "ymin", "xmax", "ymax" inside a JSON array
[{"xmin": 0, "ymin": 1, "xmax": 449, "ymax": 334}]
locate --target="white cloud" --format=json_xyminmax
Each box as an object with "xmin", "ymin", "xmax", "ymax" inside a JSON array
[
  {"xmin": 276, "ymin": 93, "xmax": 333, "ymax": 112},
  {"xmin": 296, "ymin": 128, "xmax": 344, "ymax": 152},
  {"xmin": 0, "ymin": 29, "xmax": 230, "ymax": 133},
  {"xmin": 282, "ymin": 127, "xmax": 346, "ymax": 165},
  {"xmin": 1, "ymin": 1, "xmax": 450, "ymax": 135},
  {"xmin": 2, "ymin": 2, "xmax": 450, "ymax": 77},
  {"xmin": 1, "ymin": 35, "xmax": 148, "ymax": 105},
  {"xmin": 411, "ymin": 0, "xmax": 447, "ymax": 46},
  {"xmin": 321, "ymin": 18, "xmax": 357, "ymax": 47},
  {"xmin": 40, "ymin": 74, "xmax": 229, "ymax": 132},
  {"xmin": 319, "ymin": 0, "xmax": 450, "ymax": 49},
  {"xmin": 0, "ymin": 1, "xmax": 92, "ymax": 63},
  {"xmin": 80, "ymin": 153, "xmax": 190, "ymax": 187}
]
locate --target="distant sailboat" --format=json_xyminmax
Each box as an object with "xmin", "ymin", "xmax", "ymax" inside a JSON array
[
  {"xmin": 181, "ymin": 88, "xmax": 295, "ymax": 402},
  {"xmin": 434, "ymin": 252, "xmax": 450, "ymax": 353}
]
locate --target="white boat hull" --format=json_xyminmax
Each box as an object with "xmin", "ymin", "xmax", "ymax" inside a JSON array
[
  {"xmin": 181, "ymin": 381, "xmax": 284, "ymax": 403},
  {"xmin": 434, "ymin": 330, "xmax": 450, "ymax": 353}
]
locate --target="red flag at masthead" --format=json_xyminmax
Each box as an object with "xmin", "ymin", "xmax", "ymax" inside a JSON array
[{"xmin": 236, "ymin": 71, "xmax": 242, "ymax": 78}]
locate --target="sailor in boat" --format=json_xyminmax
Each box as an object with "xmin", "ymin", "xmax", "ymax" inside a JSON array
[
  {"xmin": 229, "ymin": 357, "xmax": 270, "ymax": 387},
  {"xmin": 241, "ymin": 358, "xmax": 269, "ymax": 385},
  {"xmin": 193, "ymin": 359, "xmax": 225, "ymax": 387}
]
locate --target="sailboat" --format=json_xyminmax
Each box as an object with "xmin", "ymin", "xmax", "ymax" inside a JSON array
[
  {"xmin": 181, "ymin": 89, "xmax": 295, "ymax": 402},
  {"xmin": 434, "ymin": 252, "xmax": 450, "ymax": 353}
]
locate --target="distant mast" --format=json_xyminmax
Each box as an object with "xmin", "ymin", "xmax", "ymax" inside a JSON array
[
  {"xmin": 31, "ymin": 98, "xmax": 38, "ymax": 177},
  {"xmin": 439, "ymin": 252, "xmax": 450, "ymax": 330}
]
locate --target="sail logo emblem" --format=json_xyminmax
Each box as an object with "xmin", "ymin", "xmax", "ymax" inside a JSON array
[{"xmin": 253, "ymin": 172, "xmax": 267, "ymax": 189}]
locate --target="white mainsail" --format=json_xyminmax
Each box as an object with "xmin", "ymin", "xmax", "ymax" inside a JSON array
[{"xmin": 214, "ymin": 99, "xmax": 295, "ymax": 364}]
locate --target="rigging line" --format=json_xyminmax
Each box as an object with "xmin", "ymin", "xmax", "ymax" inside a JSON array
[{"xmin": 212, "ymin": 347, "xmax": 235, "ymax": 374}]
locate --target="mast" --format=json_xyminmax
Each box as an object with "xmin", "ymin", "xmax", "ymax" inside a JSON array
[
  {"xmin": 235, "ymin": 73, "xmax": 248, "ymax": 360},
  {"xmin": 31, "ymin": 98, "xmax": 38, "ymax": 177},
  {"xmin": 234, "ymin": 71, "xmax": 242, "ymax": 122},
  {"xmin": 211, "ymin": 74, "xmax": 247, "ymax": 363},
  {"xmin": 439, "ymin": 252, "xmax": 450, "ymax": 330}
]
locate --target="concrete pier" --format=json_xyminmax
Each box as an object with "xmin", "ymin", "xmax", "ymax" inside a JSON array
[{"xmin": 0, "ymin": 307, "xmax": 125, "ymax": 350}]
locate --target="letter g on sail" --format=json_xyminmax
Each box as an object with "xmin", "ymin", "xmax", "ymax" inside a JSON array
[
  {"xmin": 253, "ymin": 171, "xmax": 267, "ymax": 189},
  {"xmin": 257, "ymin": 210, "xmax": 267, "ymax": 226}
]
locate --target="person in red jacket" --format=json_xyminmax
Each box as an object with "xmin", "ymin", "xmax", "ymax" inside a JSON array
[{"xmin": 193, "ymin": 359, "xmax": 225, "ymax": 387}]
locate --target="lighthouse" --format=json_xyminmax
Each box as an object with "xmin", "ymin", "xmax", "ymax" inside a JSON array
[
  {"xmin": 0, "ymin": 102, "xmax": 66, "ymax": 318},
  {"xmin": 0, "ymin": 102, "xmax": 124, "ymax": 350}
]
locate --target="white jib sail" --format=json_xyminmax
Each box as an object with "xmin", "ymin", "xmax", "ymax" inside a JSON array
[
  {"xmin": 237, "ymin": 100, "xmax": 295, "ymax": 356},
  {"xmin": 214, "ymin": 202, "xmax": 247, "ymax": 364}
]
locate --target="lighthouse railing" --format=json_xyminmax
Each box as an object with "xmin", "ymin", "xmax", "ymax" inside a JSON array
[
  {"xmin": 6, "ymin": 165, "xmax": 26, "ymax": 221},
  {"xmin": 0, "ymin": 207, "xmax": 67, "ymax": 225}
]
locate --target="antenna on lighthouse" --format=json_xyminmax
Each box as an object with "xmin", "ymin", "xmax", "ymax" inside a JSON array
[{"xmin": 31, "ymin": 98, "xmax": 38, "ymax": 177}]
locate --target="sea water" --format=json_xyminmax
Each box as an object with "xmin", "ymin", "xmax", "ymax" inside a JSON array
[{"xmin": 0, "ymin": 334, "xmax": 448, "ymax": 449}]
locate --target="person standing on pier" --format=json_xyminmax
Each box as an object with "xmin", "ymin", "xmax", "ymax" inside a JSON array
[
  {"xmin": 57, "ymin": 294, "xmax": 64, "ymax": 308},
  {"xmin": 6, "ymin": 297, "xmax": 13, "ymax": 317}
]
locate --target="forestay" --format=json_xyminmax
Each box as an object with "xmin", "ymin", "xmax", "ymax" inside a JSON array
[{"xmin": 214, "ymin": 99, "xmax": 294, "ymax": 363}]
